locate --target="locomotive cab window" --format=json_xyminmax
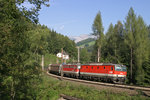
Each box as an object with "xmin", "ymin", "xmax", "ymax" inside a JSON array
[
  {"xmin": 115, "ymin": 65, "xmax": 127, "ymax": 71},
  {"xmin": 122, "ymin": 65, "xmax": 127, "ymax": 71},
  {"xmin": 115, "ymin": 65, "xmax": 121, "ymax": 71}
]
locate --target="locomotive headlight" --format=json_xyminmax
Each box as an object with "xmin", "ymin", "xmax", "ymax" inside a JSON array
[{"xmin": 78, "ymin": 65, "xmax": 81, "ymax": 69}]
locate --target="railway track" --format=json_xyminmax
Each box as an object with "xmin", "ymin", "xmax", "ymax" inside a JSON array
[
  {"xmin": 46, "ymin": 71, "xmax": 150, "ymax": 92},
  {"xmin": 46, "ymin": 71, "xmax": 150, "ymax": 97}
]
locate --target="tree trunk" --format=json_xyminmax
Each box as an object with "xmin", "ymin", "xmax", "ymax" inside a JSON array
[
  {"xmin": 97, "ymin": 48, "xmax": 100, "ymax": 62},
  {"xmin": 115, "ymin": 43, "xmax": 117, "ymax": 62},
  {"xmin": 130, "ymin": 47, "xmax": 133, "ymax": 83},
  {"xmin": 97, "ymin": 47, "xmax": 101, "ymax": 63},
  {"xmin": 11, "ymin": 81, "xmax": 15, "ymax": 100}
]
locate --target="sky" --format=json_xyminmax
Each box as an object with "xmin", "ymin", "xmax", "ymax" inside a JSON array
[{"xmin": 38, "ymin": 0, "xmax": 150, "ymax": 37}]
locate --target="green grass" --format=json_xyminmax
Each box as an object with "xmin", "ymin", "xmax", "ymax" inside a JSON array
[
  {"xmin": 76, "ymin": 38, "xmax": 95, "ymax": 48},
  {"xmin": 36, "ymin": 75, "xmax": 149, "ymax": 100},
  {"xmin": 88, "ymin": 41, "xmax": 95, "ymax": 46},
  {"xmin": 78, "ymin": 41, "xmax": 95, "ymax": 48}
]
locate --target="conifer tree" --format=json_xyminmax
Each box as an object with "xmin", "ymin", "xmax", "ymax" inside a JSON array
[
  {"xmin": 134, "ymin": 16, "xmax": 149, "ymax": 84},
  {"xmin": 92, "ymin": 11, "xmax": 104, "ymax": 62},
  {"xmin": 105, "ymin": 21, "xmax": 124, "ymax": 63},
  {"xmin": 124, "ymin": 8, "xmax": 149, "ymax": 84},
  {"xmin": 124, "ymin": 7, "xmax": 137, "ymax": 83},
  {"xmin": 104, "ymin": 23, "xmax": 114, "ymax": 62}
]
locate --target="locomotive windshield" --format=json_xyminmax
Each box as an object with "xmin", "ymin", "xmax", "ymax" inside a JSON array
[
  {"xmin": 122, "ymin": 65, "xmax": 127, "ymax": 71},
  {"xmin": 115, "ymin": 65, "xmax": 127, "ymax": 72}
]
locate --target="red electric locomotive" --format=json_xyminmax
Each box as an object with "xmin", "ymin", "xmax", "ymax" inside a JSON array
[
  {"xmin": 79, "ymin": 63, "xmax": 127, "ymax": 83},
  {"xmin": 62, "ymin": 64, "xmax": 80, "ymax": 78},
  {"xmin": 49, "ymin": 63, "xmax": 81, "ymax": 78}
]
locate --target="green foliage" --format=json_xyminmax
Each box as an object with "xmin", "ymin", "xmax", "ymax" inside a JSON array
[
  {"xmin": 92, "ymin": 11, "xmax": 104, "ymax": 39},
  {"xmin": 92, "ymin": 7, "xmax": 150, "ymax": 85},
  {"xmin": 124, "ymin": 8, "xmax": 149, "ymax": 84},
  {"xmin": 45, "ymin": 53, "xmax": 57, "ymax": 65},
  {"xmin": 37, "ymin": 75, "xmax": 149, "ymax": 100},
  {"xmin": 1, "ymin": 0, "xmax": 150, "ymax": 98},
  {"xmin": 80, "ymin": 48, "xmax": 91, "ymax": 63},
  {"xmin": 17, "ymin": 0, "xmax": 49, "ymax": 23},
  {"xmin": 148, "ymin": 25, "xmax": 150, "ymax": 38},
  {"xmin": 100, "ymin": 21, "xmax": 127, "ymax": 64},
  {"xmin": 92, "ymin": 11, "xmax": 105, "ymax": 62},
  {"xmin": 143, "ymin": 56, "xmax": 150, "ymax": 85},
  {"xmin": 28, "ymin": 24, "xmax": 77, "ymax": 63},
  {"xmin": 0, "ymin": 0, "xmax": 49, "ymax": 99},
  {"xmin": 0, "ymin": 0, "xmax": 77, "ymax": 98},
  {"xmin": 29, "ymin": 25, "xmax": 50, "ymax": 55}
]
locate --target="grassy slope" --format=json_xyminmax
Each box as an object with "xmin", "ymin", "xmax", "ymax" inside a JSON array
[
  {"xmin": 37, "ymin": 75, "xmax": 148, "ymax": 100},
  {"xmin": 76, "ymin": 38, "xmax": 95, "ymax": 48},
  {"xmin": 76, "ymin": 38, "xmax": 95, "ymax": 53}
]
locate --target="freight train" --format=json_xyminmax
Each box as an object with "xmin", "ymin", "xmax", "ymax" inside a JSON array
[{"xmin": 48, "ymin": 63, "xmax": 127, "ymax": 83}]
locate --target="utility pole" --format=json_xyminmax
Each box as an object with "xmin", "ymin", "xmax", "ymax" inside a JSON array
[
  {"xmin": 61, "ymin": 48, "xmax": 63, "ymax": 80},
  {"xmin": 56, "ymin": 58, "xmax": 59, "ymax": 64},
  {"xmin": 41, "ymin": 55, "xmax": 44, "ymax": 71},
  {"xmin": 77, "ymin": 47, "xmax": 80, "ymax": 63},
  {"xmin": 64, "ymin": 55, "xmax": 66, "ymax": 64},
  {"xmin": 61, "ymin": 48, "xmax": 63, "ymax": 64}
]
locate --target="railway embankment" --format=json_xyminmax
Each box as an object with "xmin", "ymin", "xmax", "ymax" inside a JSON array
[{"xmin": 41, "ymin": 72, "xmax": 150, "ymax": 100}]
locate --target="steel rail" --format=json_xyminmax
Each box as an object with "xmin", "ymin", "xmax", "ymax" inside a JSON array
[{"xmin": 46, "ymin": 71, "xmax": 150, "ymax": 92}]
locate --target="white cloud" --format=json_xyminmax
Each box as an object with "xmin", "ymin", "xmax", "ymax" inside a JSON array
[
  {"xmin": 59, "ymin": 25, "xmax": 65, "ymax": 30},
  {"xmin": 45, "ymin": 20, "xmax": 77, "ymax": 31}
]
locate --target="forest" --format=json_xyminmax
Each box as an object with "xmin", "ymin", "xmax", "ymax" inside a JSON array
[
  {"xmin": 90, "ymin": 8, "xmax": 150, "ymax": 85},
  {"xmin": 0, "ymin": 0, "xmax": 150, "ymax": 99},
  {"xmin": 0, "ymin": 0, "xmax": 76, "ymax": 99}
]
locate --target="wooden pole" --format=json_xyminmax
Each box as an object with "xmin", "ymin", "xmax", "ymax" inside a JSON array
[
  {"xmin": 77, "ymin": 47, "xmax": 80, "ymax": 63},
  {"xmin": 64, "ymin": 56, "xmax": 66, "ymax": 64},
  {"xmin": 61, "ymin": 48, "xmax": 63, "ymax": 80},
  {"xmin": 56, "ymin": 58, "xmax": 59, "ymax": 64},
  {"xmin": 41, "ymin": 55, "xmax": 44, "ymax": 71},
  {"xmin": 61, "ymin": 48, "xmax": 63, "ymax": 64}
]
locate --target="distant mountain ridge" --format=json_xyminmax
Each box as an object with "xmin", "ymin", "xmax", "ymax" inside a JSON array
[{"xmin": 69, "ymin": 34, "xmax": 96, "ymax": 43}]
